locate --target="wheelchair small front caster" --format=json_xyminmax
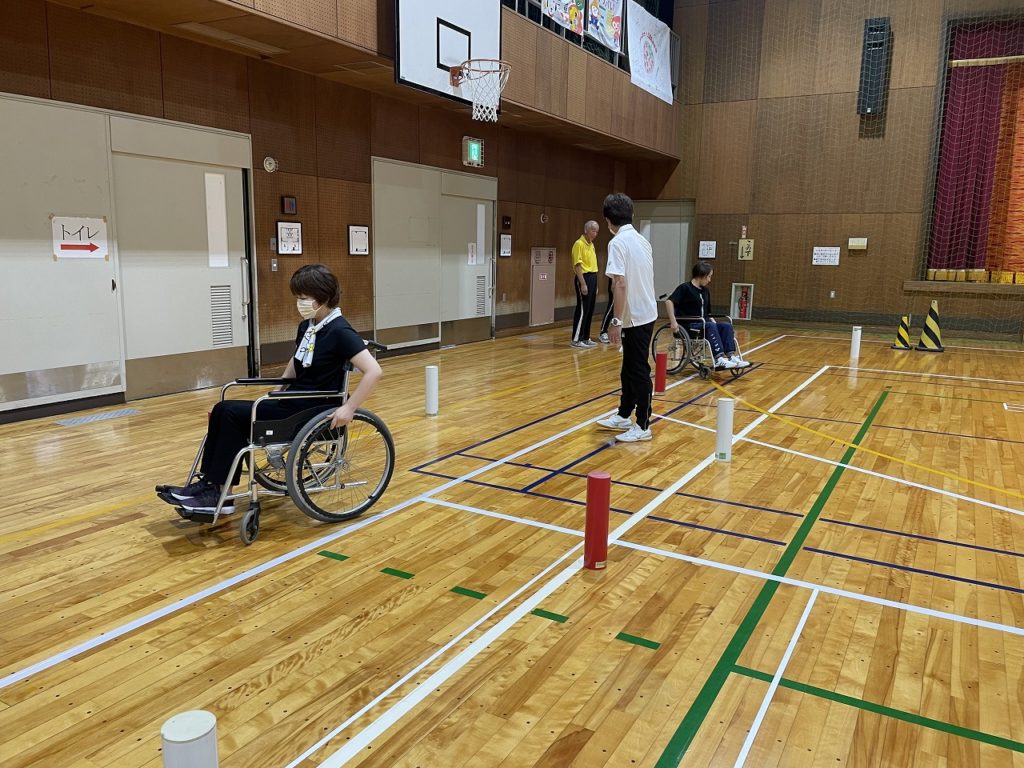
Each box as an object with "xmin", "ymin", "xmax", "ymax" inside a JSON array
[
  {"xmin": 240, "ymin": 503, "xmax": 261, "ymax": 545},
  {"xmin": 698, "ymin": 365, "xmax": 711, "ymax": 380}
]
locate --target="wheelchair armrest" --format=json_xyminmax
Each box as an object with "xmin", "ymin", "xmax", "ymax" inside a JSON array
[
  {"xmin": 235, "ymin": 377, "xmax": 293, "ymax": 385},
  {"xmin": 673, "ymin": 315, "xmax": 707, "ymax": 324},
  {"xmin": 266, "ymin": 390, "xmax": 344, "ymax": 399},
  {"xmin": 365, "ymin": 340, "xmax": 388, "ymax": 353}
]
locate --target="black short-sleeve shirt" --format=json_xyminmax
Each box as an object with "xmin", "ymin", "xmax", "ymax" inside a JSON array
[
  {"xmin": 668, "ymin": 282, "xmax": 711, "ymax": 319},
  {"xmin": 289, "ymin": 314, "xmax": 366, "ymax": 392}
]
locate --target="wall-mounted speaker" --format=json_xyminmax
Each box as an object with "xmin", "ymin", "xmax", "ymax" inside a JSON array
[{"xmin": 857, "ymin": 17, "xmax": 892, "ymax": 115}]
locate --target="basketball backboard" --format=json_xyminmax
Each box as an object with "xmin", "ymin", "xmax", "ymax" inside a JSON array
[{"xmin": 396, "ymin": 0, "xmax": 501, "ymax": 105}]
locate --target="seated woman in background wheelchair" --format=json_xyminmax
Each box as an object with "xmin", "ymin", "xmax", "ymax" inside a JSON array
[
  {"xmin": 156, "ymin": 263, "xmax": 382, "ymax": 518},
  {"xmin": 665, "ymin": 261, "xmax": 749, "ymax": 370}
]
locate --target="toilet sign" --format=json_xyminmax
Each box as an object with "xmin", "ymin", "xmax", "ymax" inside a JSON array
[{"xmin": 52, "ymin": 215, "xmax": 109, "ymax": 259}]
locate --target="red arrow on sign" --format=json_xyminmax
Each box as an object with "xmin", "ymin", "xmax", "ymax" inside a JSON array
[{"xmin": 60, "ymin": 243, "xmax": 99, "ymax": 252}]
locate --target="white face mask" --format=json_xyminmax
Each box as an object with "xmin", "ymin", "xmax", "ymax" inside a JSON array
[{"xmin": 296, "ymin": 298, "xmax": 319, "ymax": 320}]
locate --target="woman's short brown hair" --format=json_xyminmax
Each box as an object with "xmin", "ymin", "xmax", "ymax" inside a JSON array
[{"xmin": 289, "ymin": 264, "xmax": 341, "ymax": 307}]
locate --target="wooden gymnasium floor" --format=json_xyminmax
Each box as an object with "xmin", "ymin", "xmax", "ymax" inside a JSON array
[{"xmin": 1, "ymin": 326, "xmax": 1023, "ymax": 767}]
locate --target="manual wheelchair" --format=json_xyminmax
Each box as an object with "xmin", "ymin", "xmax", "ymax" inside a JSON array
[
  {"xmin": 168, "ymin": 340, "xmax": 394, "ymax": 545},
  {"xmin": 650, "ymin": 314, "xmax": 749, "ymax": 381}
]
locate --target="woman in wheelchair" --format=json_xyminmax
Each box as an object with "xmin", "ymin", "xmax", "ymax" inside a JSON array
[
  {"xmin": 156, "ymin": 264, "xmax": 382, "ymax": 518},
  {"xmin": 665, "ymin": 262, "xmax": 749, "ymax": 370}
]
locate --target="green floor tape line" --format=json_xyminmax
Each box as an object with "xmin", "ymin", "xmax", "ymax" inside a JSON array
[
  {"xmin": 655, "ymin": 389, "xmax": 889, "ymax": 768},
  {"xmin": 732, "ymin": 666, "xmax": 1024, "ymax": 753},
  {"xmin": 616, "ymin": 632, "xmax": 660, "ymax": 650},
  {"xmin": 317, "ymin": 551, "xmax": 349, "ymax": 562},
  {"xmin": 531, "ymin": 608, "xmax": 568, "ymax": 623},
  {"xmin": 451, "ymin": 586, "xmax": 487, "ymax": 600},
  {"xmin": 381, "ymin": 567, "xmax": 414, "ymax": 579}
]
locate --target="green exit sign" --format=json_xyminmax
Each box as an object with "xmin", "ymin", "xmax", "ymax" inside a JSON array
[{"xmin": 462, "ymin": 136, "xmax": 484, "ymax": 168}]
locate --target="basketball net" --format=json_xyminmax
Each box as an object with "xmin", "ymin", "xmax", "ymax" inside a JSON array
[{"xmin": 450, "ymin": 59, "xmax": 511, "ymax": 122}]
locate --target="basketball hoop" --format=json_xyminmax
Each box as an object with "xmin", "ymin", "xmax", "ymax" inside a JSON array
[{"xmin": 449, "ymin": 59, "xmax": 511, "ymax": 122}]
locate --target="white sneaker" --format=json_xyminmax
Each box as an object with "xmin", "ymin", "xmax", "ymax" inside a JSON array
[
  {"xmin": 570, "ymin": 340, "xmax": 586, "ymax": 348},
  {"xmin": 616, "ymin": 425, "xmax": 653, "ymax": 442},
  {"xmin": 730, "ymin": 354, "xmax": 751, "ymax": 368},
  {"xmin": 599, "ymin": 333, "xmax": 610, "ymax": 343},
  {"xmin": 596, "ymin": 414, "xmax": 633, "ymax": 430},
  {"xmin": 582, "ymin": 339, "xmax": 598, "ymax": 348},
  {"xmin": 715, "ymin": 357, "xmax": 737, "ymax": 369}
]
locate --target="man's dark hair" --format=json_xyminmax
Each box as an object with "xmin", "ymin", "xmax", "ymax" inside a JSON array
[
  {"xmin": 602, "ymin": 193, "xmax": 634, "ymax": 227},
  {"xmin": 289, "ymin": 264, "xmax": 341, "ymax": 307},
  {"xmin": 692, "ymin": 261, "xmax": 714, "ymax": 279}
]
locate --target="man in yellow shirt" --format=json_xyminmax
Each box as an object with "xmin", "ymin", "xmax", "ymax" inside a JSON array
[{"xmin": 571, "ymin": 220, "xmax": 600, "ymax": 348}]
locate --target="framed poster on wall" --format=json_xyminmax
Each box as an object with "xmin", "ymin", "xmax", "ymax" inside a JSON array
[
  {"xmin": 276, "ymin": 221, "xmax": 302, "ymax": 255},
  {"xmin": 730, "ymin": 283, "xmax": 754, "ymax": 321}
]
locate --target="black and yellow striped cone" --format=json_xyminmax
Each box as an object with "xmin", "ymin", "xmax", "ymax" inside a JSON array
[
  {"xmin": 891, "ymin": 315, "xmax": 912, "ymax": 350},
  {"xmin": 915, "ymin": 301, "xmax": 944, "ymax": 352}
]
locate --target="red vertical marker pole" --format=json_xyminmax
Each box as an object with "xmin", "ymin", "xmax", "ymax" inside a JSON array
[
  {"xmin": 654, "ymin": 351, "xmax": 667, "ymax": 394},
  {"xmin": 584, "ymin": 472, "xmax": 611, "ymax": 570}
]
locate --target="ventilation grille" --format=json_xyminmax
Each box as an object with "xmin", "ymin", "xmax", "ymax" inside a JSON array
[
  {"xmin": 211, "ymin": 285, "xmax": 234, "ymax": 348},
  {"xmin": 475, "ymin": 275, "xmax": 487, "ymax": 316}
]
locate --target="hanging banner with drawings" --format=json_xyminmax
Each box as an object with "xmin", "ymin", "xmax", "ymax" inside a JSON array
[
  {"xmin": 585, "ymin": 0, "xmax": 623, "ymax": 53},
  {"xmin": 542, "ymin": 0, "xmax": 584, "ymax": 34},
  {"xmin": 626, "ymin": 1, "xmax": 673, "ymax": 105}
]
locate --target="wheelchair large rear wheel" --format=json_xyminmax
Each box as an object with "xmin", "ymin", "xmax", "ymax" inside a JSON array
[
  {"xmin": 651, "ymin": 323, "xmax": 688, "ymax": 374},
  {"xmin": 286, "ymin": 408, "xmax": 395, "ymax": 523}
]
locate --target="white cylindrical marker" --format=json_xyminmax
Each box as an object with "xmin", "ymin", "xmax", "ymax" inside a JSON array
[
  {"xmin": 425, "ymin": 365, "xmax": 439, "ymax": 416},
  {"xmin": 851, "ymin": 326, "xmax": 862, "ymax": 359},
  {"xmin": 716, "ymin": 397, "xmax": 734, "ymax": 461},
  {"xmin": 161, "ymin": 710, "xmax": 218, "ymax": 768}
]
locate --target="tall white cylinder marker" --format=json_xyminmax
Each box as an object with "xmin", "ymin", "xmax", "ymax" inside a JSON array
[
  {"xmin": 716, "ymin": 398, "xmax": 734, "ymax": 461},
  {"xmin": 425, "ymin": 365, "xmax": 439, "ymax": 416},
  {"xmin": 851, "ymin": 326, "xmax": 862, "ymax": 360},
  {"xmin": 161, "ymin": 710, "xmax": 218, "ymax": 768}
]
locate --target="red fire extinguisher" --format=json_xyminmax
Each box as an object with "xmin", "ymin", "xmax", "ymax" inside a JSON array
[{"xmin": 738, "ymin": 287, "xmax": 749, "ymax": 319}]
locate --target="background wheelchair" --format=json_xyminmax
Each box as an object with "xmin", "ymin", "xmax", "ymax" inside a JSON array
[
  {"xmin": 650, "ymin": 314, "xmax": 748, "ymax": 381},
  {"xmin": 170, "ymin": 341, "xmax": 394, "ymax": 545}
]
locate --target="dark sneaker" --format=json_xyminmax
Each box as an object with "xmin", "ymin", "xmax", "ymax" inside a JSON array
[
  {"xmin": 178, "ymin": 486, "xmax": 234, "ymax": 515},
  {"xmin": 156, "ymin": 477, "xmax": 212, "ymax": 500}
]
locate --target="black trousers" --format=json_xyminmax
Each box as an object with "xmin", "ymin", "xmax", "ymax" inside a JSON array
[
  {"xmin": 598, "ymin": 278, "xmax": 615, "ymax": 335},
  {"xmin": 200, "ymin": 398, "xmax": 331, "ymax": 485},
  {"xmin": 572, "ymin": 272, "xmax": 598, "ymax": 342},
  {"xmin": 617, "ymin": 321, "xmax": 655, "ymax": 430}
]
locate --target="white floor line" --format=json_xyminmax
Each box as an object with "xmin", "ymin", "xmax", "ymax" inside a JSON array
[
  {"xmin": 429, "ymin": 497, "xmax": 584, "ymax": 537},
  {"xmin": 607, "ymin": 366, "xmax": 830, "ymax": 545},
  {"xmin": 298, "ymin": 357, "xmax": 824, "ymax": 767},
  {"xmin": 835, "ymin": 365, "xmax": 1024, "ymax": 386},
  {"xmin": 657, "ymin": 412, "xmax": 1024, "ymax": 519},
  {"xmin": 283, "ymin": 543, "xmax": 584, "ymax": 768},
  {"xmin": 2, "ymin": 335, "xmax": 794, "ymax": 693},
  {"xmin": 0, "ymin": 403, "xmax": 609, "ymax": 691},
  {"xmin": 616, "ymin": 539, "xmax": 1024, "ymax": 636},
  {"xmin": 734, "ymin": 589, "xmax": 819, "ymax": 767}
]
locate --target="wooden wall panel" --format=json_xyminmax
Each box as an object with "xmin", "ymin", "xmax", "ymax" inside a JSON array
[
  {"xmin": 317, "ymin": 178, "xmax": 373, "ymax": 332},
  {"xmin": 161, "ymin": 36, "xmax": 250, "ymax": 134},
  {"xmin": 704, "ymin": 0, "xmax": 764, "ymax": 103},
  {"xmin": 676, "ymin": 4, "xmax": 708, "ymax": 105},
  {"xmin": 752, "ymin": 88, "xmax": 935, "ymax": 215},
  {"xmin": 336, "ymin": 0, "xmax": 377, "ymax": 52},
  {"xmin": 697, "ymin": 100, "xmax": 756, "ymax": 214},
  {"xmin": 315, "ymin": 79, "xmax": 371, "ymax": 182},
  {"xmin": 503, "ymin": 12, "xmax": 539, "ymax": 106},
  {"xmin": 0, "ymin": 0, "xmax": 50, "ymax": 99},
  {"xmin": 254, "ymin": 0, "xmax": 337, "ymax": 38},
  {"xmin": 248, "ymin": 60, "xmax": 318, "ymax": 177},
  {"xmin": 48, "ymin": 5, "xmax": 163, "ymax": 117},
  {"xmin": 370, "ymin": 95, "xmax": 420, "ymax": 164},
  {"xmin": 255, "ymin": 172, "xmax": 321, "ymax": 344},
  {"xmin": 534, "ymin": 30, "xmax": 569, "ymax": 118},
  {"xmin": 566, "ymin": 47, "xmax": 588, "ymax": 123},
  {"xmin": 656, "ymin": 104, "xmax": 701, "ymax": 200},
  {"xmin": 585, "ymin": 57, "xmax": 615, "ymax": 135},
  {"xmin": 745, "ymin": 213, "xmax": 920, "ymax": 312}
]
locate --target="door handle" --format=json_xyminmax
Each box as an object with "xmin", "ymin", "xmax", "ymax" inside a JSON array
[{"xmin": 111, "ymin": 278, "xmax": 116, "ymax": 292}]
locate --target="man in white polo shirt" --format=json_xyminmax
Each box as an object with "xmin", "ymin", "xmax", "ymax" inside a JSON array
[{"xmin": 597, "ymin": 193, "xmax": 658, "ymax": 442}]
